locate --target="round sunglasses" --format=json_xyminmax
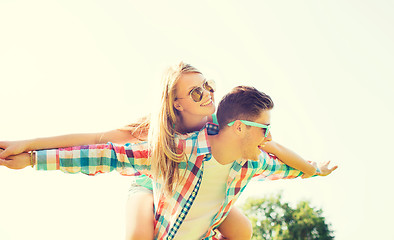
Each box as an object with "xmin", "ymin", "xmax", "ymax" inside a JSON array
[{"xmin": 176, "ymin": 80, "xmax": 215, "ymax": 102}]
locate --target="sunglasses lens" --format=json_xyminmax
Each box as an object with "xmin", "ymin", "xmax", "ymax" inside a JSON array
[
  {"xmin": 264, "ymin": 127, "xmax": 270, "ymax": 137},
  {"xmin": 190, "ymin": 87, "xmax": 203, "ymax": 102},
  {"xmin": 203, "ymin": 81, "xmax": 215, "ymax": 93}
]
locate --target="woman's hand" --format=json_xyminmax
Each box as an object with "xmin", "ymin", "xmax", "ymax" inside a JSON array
[
  {"xmin": 0, "ymin": 148, "xmax": 31, "ymax": 169},
  {"xmin": 0, "ymin": 140, "xmax": 30, "ymax": 159}
]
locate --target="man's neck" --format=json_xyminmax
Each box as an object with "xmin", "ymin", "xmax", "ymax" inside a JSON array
[{"xmin": 208, "ymin": 131, "xmax": 241, "ymax": 165}]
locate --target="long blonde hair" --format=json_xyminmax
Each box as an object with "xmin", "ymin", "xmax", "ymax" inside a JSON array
[
  {"xmin": 149, "ymin": 61, "xmax": 202, "ymax": 195},
  {"xmin": 118, "ymin": 115, "xmax": 151, "ymax": 142}
]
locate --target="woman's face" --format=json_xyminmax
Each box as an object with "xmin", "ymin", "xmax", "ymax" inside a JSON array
[{"xmin": 174, "ymin": 72, "xmax": 216, "ymax": 118}]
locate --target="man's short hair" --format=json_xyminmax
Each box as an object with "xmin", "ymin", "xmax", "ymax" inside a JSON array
[{"xmin": 217, "ymin": 86, "xmax": 274, "ymax": 130}]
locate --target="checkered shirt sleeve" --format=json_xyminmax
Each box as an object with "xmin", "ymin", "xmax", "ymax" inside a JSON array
[
  {"xmin": 253, "ymin": 151, "xmax": 305, "ymax": 180},
  {"xmin": 35, "ymin": 141, "xmax": 151, "ymax": 177}
]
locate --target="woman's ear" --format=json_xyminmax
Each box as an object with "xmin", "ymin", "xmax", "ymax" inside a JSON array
[{"xmin": 174, "ymin": 100, "xmax": 184, "ymax": 111}]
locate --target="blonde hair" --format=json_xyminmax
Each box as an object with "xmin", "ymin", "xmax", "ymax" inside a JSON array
[
  {"xmin": 118, "ymin": 115, "xmax": 151, "ymax": 141},
  {"xmin": 149, "ymin": 61, "xmax": 202, "ymax": 195}
]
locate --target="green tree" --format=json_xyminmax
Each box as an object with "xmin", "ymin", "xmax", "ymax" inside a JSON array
[{"xmin": 241, "ymin": 193, "xmax": 334, "ymax": 240}]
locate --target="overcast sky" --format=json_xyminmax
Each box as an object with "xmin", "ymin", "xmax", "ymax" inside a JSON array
[{"xmin": 1, "ymin": 1, "xmax": 393, "ymax": 239}]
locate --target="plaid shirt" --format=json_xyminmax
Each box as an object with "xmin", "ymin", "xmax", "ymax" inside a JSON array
[{"xmin": 36, "ymin": 123, "xmax": 313, "ymax": 240}]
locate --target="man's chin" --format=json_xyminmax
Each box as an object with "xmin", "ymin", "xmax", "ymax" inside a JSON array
[
  {"xmin": 243, "ymin": 150, "xmax": 260, "ymax": 161},
  {"xmin": 252, "ymin": 149, "xmax": 263, "ymax": 161}
]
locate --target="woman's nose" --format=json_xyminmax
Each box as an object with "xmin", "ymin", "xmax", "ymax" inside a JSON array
[{"xmin": 202, "ymin": 88, "xmax": 211, "ymax": 99}]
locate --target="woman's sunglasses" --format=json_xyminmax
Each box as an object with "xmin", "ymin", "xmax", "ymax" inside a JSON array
[{"xmin": 176, "ymin": 80, "xmax": 215, "ymax": 102}]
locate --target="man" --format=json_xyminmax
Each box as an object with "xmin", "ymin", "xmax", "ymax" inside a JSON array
[{"xmin": 0, "ymin": 86, "xmax": 336, "ymax": 239}]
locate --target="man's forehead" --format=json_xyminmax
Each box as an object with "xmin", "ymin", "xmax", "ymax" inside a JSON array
[{"xmin": 256, "ymin": 110, "xmax": 271, "ymax": 125}]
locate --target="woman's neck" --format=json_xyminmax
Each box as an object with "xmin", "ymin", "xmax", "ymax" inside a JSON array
[{"xmin": 177, "ymin": 114, "xmax": 209, "ymax": 133}]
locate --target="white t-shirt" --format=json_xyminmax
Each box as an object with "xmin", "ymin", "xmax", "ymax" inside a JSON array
[{"xmin": 174, "ymin": 156, "xmax": 232, "ymax": 240}]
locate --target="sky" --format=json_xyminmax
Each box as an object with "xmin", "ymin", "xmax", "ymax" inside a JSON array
[{"xmin": 0, "ymin": 0, "xmax": 393, "ymax": 239}]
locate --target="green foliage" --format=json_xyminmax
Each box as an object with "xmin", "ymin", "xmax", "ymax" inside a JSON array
[{"xmin": 241, "ymin": 193, "xmax": 334, "ymax": 240}]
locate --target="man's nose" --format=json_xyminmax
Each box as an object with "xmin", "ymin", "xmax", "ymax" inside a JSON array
[{"xmin": 265, "ymin": 132, "xmax": 272, "ymax": 141}]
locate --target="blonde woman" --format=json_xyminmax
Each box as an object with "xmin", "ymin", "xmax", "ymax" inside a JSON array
[{"xmin": 0, "ymin": 62, "xmax": 319, "ymax": 240}]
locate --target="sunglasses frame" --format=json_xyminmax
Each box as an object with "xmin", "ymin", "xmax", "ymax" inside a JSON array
[
  {"xmin": 227, "ymin": 120, "xmax": 271, "ymax": 137},
  {"xmin": 176, "ymin": 80, "xmax": 215, "ymax": 102}
]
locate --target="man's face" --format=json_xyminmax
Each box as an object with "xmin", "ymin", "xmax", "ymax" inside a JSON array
[{"xmin": 241, "ymin": 110, "xmax": 272, "ymax": 161}]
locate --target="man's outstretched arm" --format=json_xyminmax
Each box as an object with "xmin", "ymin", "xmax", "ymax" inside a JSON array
[{"xmin": 254, "ymin": 150, "xmax": 337, "ymax": 180}]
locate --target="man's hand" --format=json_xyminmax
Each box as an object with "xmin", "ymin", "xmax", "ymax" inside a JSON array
[
  {"xmin": 317, "ymin": 161, "xmax": 338, "ymax": 176},
  {"xmin": 0, "ymin": 149, "xmax": 31, "ymax": 169}
]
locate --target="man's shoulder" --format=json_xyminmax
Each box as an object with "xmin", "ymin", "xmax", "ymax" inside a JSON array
[{"xmin": 175, "ymin": 122, "xmax": 219, "ymax": 140}]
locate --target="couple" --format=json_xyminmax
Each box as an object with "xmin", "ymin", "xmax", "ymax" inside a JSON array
[{"xmin": 0, "ymin": 62, "xmax": 337, "ymax": 240}]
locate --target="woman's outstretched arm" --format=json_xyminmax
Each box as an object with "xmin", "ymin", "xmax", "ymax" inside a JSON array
[
  {"xmin": 0, "ymin": 128, "xmax": 146, "ymax": 160},
  {"xmin": 0, "ymin": 142, "xmax": 151, "ymax": 175}
]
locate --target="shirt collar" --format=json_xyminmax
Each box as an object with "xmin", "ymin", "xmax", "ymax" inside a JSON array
[
  {"xmin": 174, "ymin": 122, "xmax": 219, "ymax": 158},
  {"xmin": 195, "ymin": 122, "xmax": 219, "ymax": 157}
]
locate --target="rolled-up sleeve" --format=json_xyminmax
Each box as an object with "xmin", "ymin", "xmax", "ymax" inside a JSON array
[
  {"xmin": 35, "ymin": 142, "xmax": 151, "ymax": 177},
  {"xmin": 253, "ymin": 151, "xmax": 320, "ymax": 180}
]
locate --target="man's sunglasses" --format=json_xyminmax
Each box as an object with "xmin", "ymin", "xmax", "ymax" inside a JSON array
[
  {"xmin": 227, "ymin": 120, "xmax": 271, "ymax": 137},
  {"xmin": 176, "ymin": 80, "xmax": 215, "ymax": 102}
]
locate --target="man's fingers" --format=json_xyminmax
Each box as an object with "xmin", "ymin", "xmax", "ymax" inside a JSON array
[
  {"xmin": 312, "ymin": 162, "xmax": 318, "ymax": 168},
  {"xmin": 330, "ymin": 165, "xmax": 338, "ymax": 172}
]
